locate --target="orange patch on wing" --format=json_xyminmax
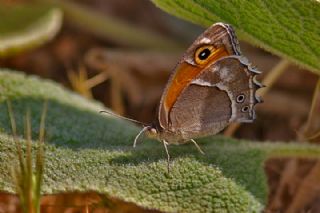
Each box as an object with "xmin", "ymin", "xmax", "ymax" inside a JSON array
[{"xmin": 164, "ymin": 47, "xmax": 229, "ymax": 112}]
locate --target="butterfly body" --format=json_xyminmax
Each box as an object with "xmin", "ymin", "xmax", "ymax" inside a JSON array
[{"xmin": 138, "ymin": 23, "xmax": 262, "ymax": 146}]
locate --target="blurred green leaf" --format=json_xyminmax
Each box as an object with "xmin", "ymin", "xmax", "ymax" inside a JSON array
[
  {"xmin": 152, "ymin": 0, "xmax": 320, "ymax": 73},
  {"xmin": 47, "ymin": 0, "xmax": 183, "ymax": 50},
  {"xmin": 0, "ymin": 3, "xmax": 62, "ymax": 57},
  {"xmin": 0, "ymin": 70, "xmax": 319, "ymax": 212}
]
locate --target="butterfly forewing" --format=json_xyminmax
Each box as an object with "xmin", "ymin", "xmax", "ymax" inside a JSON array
[{"xmin": 158, "ymin": 23, "xmax": 241, "ymax": 130}]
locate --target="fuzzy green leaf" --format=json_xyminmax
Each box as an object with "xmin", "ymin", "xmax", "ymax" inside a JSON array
[
  {"xmin": 0, "ymin": 3, "xmax": 63, "ymax": 57},
  {"xmin": 0, "ymin": 70, "xmax": 320, "ymax": 212},
  {"xmin": 151, "ymin": 0, "xmax": 320, "ymax": 73}
]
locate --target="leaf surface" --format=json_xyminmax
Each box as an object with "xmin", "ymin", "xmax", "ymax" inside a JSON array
[
  {"xmin": 152, "ymin": 0, "xmax": 320, "ymax": 73},
  {"xmin": 0, "ymin": 70, "xmax": 319, "ymax": 212},
  {"xmin": 0, "ymin": 3, "xmax": 62, "ymax": 57}
]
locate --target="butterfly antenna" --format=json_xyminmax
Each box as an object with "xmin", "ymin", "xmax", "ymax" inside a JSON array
[
  {"xmin": 133, "ymin": 126, "xmax": 149, "ymax": 148},
  {"xmin": 100, "ymin": 110, "xmax": 147, "ymax": 126}
]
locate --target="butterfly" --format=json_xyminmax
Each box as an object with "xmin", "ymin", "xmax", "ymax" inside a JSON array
[{"xmin": 102, "ymin": 22, "xmax": 263, "ymax": 170}]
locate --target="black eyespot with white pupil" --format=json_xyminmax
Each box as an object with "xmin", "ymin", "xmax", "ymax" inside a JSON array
[
  {"xmin": 198, "ymin": 48, "xmax": 211, "ymax": 60},
  {"xmin": 236, "ymin": 94, "xmax": 245, "ymax": 103},
  {"xmin": 241, "ymin": 106, "xmax": 249, "ymax": 112}
]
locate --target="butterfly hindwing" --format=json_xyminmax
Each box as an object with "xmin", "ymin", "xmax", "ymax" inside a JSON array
[
  {"xmin": 169, "ymin": 84, "xmax": 231, "ymax": 140},
  {"xmin": 193, "ymin": 56, "xmax": 261, "ymax": 121},
  {"xmin": 166, "ymin": 56, "xmax": 261, "ymax": 141}
]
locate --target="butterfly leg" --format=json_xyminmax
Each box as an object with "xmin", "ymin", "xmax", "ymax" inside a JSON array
[
  {"xmin": 133, "ymin": 126, "xmax": 148, "ymax": 147},
  {"xmin": 162, "ymin": 140, "xmax": 171, "ymax": 173},
  {"xmin": 190, "ymin": 139, "xmax": 205, "ymax": 155}
]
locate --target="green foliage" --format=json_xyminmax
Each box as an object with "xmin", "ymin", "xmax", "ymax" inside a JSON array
[
  {"xmin": 0, "ymin": 70, "xmax": 320, "ymax": 212},
  {"xmin": 0, "ymin": 3, "xmax": 62, "ymax": 57},
  {"xmin": 8, "ymin": 102, "xmax": 46, "ymax": 213},
  {"xmin": 151, "ymin": 0, "xmax": 320, "ymax": 73}
]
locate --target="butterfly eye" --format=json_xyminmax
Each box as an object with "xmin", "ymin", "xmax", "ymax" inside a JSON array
[
  {"xmin": 198, "ymin": 48, "xmax": 211, "ymax": 60},
  {"xmin": 236, "ymin": 94, "xmax": 245, "ymax": 103},
  {"xmin": 195, "ymin": 45, "xmax": 215, "ymax": 65},
  {"xmin": 241, "ymin": 106, "xmax": 250, "ymax": 112}
]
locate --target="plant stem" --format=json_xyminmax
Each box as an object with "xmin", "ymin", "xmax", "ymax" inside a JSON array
[
  {"xmin": 256, "ymin": 142, "xmax": 320, "ymax": 159},
  {"xmin": 237, "ymin": 141, "xmax": 320, "ymax": 160},
  {"xmin": 45, "ymin": 0, "xmax": 183, "ymax": 50},
  {"xmin": 300, "ymin": 78, "xmax": 320, "ymax": 141}
]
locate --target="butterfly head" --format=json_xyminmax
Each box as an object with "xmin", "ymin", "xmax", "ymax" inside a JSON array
[{"xmin": 145, "ymin": 125, "xmax": 158, "ymax": 139}]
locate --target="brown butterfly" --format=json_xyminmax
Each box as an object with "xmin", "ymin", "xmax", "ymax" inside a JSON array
[{"xmin": 102, "ymin": 22, "xmax": 263, "ymax": 169}]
